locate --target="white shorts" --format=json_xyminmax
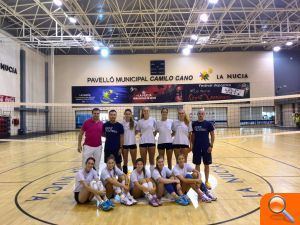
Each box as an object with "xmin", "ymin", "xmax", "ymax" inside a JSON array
[{"xmin": 82, "ymin": 145, "xmax": 102, "ymax": 172}]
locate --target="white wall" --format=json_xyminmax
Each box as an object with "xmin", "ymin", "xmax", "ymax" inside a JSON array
[
  {"xmin": 54, "ymin": 51, "xmax": 275, "ymax": 103},
  {"xmin": 0, "ymin": 31, "xmax": 47, "ymax": 135}
]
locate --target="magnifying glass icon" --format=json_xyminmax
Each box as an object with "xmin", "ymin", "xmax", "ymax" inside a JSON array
[{"xmin": 268, "ymin": 195, "xmax": 295, "ymax": 223}]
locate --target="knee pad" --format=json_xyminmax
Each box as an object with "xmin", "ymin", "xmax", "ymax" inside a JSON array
[{"xmin": 97, "ymin": 181, "xmax": 105, "ymax": 191}]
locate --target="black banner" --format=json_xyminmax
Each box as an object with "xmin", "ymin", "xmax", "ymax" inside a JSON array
[{"xmin": 72, "ymin": 82, "xmax": 250, "ymax": 104}]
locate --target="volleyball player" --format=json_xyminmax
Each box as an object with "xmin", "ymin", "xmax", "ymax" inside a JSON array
[
  {"xmin": 136, "ymin": 107, "xmax": 156, "ymax": 171},
  {"xmin": 121, "ymin": 109, "xmax": 137, "ymax": 174},
  {"xmin": 74, "ymin": 157, "xmax": 112, "ymax": 211},
  {"xmin": 173, "ymin": 154, "xmax": 217, "ymax": 202},
  {"xmin": 130, "ymin": 158, "xmax": 160, "ymax": 207},
  {"xmin": 172, "ymin": 109, "xmax": 192, "ymax": 161},
  {"xmin": 100, "ymin": 155, "xmax": 137, "ymax": 206},
  {"xmin": 155, "ymin": 108, "xmax": 174, "ymax": 169},
  {"xmin": 103, "ymin": 110, "xmax": 124, "ymax": 169},
  {"xmin": 78, "ymin": 108, "xmax": 103, "ymax": 172},
  {"xmin": 191, "ymin": 108, "xmax": 215, "ymax": 190},
  {"xmin": 152, "ymin": 156, "xmax": 189, "ymax": 206}
]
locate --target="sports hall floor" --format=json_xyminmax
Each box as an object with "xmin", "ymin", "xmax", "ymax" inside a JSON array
[{"xmin": 0, "ymin": 129, "xmax": 299, "ymax": 225}]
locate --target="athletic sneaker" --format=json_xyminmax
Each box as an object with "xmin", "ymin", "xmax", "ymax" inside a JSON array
[
  {"xmin": 149, "ymin": 198, "xmax": 159, "ymax": 207},
  {"xmin": 200, "ymin": 193, "xmax": 212, "ymax": 203},
  {"xmin": 205, "ymin": 181, "xmax": 212, "ymax": 190},
  {"xmin": 98, "ymin": 201, "xmax": 112, "ymax": 211},
  {"xmin": 114, "ymin": 194, "xmax": 121, "ymax": 203},
  {"xmin": 181, "ymin": 194, "xmax": 191, "ymax": 203},
  {"xmin": 127, "ymin": 195, "xmax": 138, "ymax": 205},
  {"xmin": 153, "ymin": 196, "xmax": 162, "ymax": 206},
  {"xmin": 107, "ymin": 199, "xmax": 115, "ymax": 208},
  {"xmin": 206, "ymin": 191, "xmax": 217, "ymax": 201},
  {"xmin": 175, "ymin": 196, "xmax": 189, "ymax": 206},
  {"xmin": 120, "ymin": 196, "xmax": 133, "ymax": 206}
]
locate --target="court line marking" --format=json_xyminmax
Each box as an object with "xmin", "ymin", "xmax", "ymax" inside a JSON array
[
  {"xmin": 0, "ymin": 147, "xmax": 74, "ymax": 175},
  {"xmin": 208, "ymin": 163, "xmax": 274, "ymax": 225},
  {"xmin": 15, "ymin": 167, "xmax": 79, "ymax": 225},
  {"xmin": 14, "ymin": 164, "xmax": 273, "ymax": 225},
  {"xmin": 222, "ymin": 141, "xmax": 300, "ymax": 171}
]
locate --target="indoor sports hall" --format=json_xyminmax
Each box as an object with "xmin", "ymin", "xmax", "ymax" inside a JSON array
[{"xmin": 0, "ymin": 0, "xmax": 299, "ymax": 225}]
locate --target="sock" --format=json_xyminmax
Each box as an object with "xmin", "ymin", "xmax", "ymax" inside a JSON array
[
  {"xmin": 200, "ymin": 182, "xmax": 208, "ymax": 193},
  {"xmin": 142, "ymin": 183, "xmax": 150, "ymax": 195},
  {"xmin": 147, "ymin": 182, "xmax": 153, "ymax": 189},
  {"xmin": 113, "ymin": 186, "xmax": 122, "ymax": 194},
  {"xmin": 123, "ymin": 165, "xmax": 128, "ymax": 174}
]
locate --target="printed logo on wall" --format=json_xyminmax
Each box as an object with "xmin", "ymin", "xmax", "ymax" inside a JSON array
[
  {"xmin": 0, "ymin": 62, "xmax": 18, "ymax": 74},
  {"xmin": 199, "ymin": 67, "xmax": 213, "ymax": 81}
]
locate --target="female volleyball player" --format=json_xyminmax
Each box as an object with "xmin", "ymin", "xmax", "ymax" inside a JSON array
[
  {"xmin": 136, "ymin": 107, "xmax": 156, "ymax": 171},
  {"xmin": 155, "ymin": 108, "xmax": 174, "ymax": 169},
  {"xmin": 173, "ymin": 154, "xmax": 217, "ymax": 202},
  {"xmin": 172, "ymin": 109, "xmax": 192, "ymax": 160},
  {"xmin": 121, "ymin": 109, "xmax": 137, "ymax": 174},
  {"xmin": 100, "ymin": 155, "xmax": 137, "ymax": 206},
  {"xmin": 74, "ymin": 157, "xmax": 112, "ymax": 211},
  {"xmin": 130, "ymin": 158, "xmax": 160, "ymax": 207},
  {"xmin": 152, "ymin": 156, "xmax": 189, "ymax": 206}
]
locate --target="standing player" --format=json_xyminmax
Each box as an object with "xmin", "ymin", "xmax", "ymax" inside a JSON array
[
  {"xmin": 136, "ymin": 107, "xmax": 156, "ymax": 171},
  {"xmin": 103, "ymin": 110, "xmax": 124, "ymax": 169},
  {"xmin": 191, "ymin": 108, "xmax": 215, "ymax": 189},
  {"xmin": 121, "ymin": 109, "xmax": 137, "ymax": 174},
  {"xmin": 78, "ymin": 108, "xmax": 103, "ymax": 172},
  {"xmin": 155, "ymin": 108, "xmax": 174, "ymax": 169},
  {"xmin": 172, "ymin": 109, "xmax": 192, "ymax": 161},
  {"xmin": 74, "ymin": 157, "xmax": 112, "ymax": 211}
]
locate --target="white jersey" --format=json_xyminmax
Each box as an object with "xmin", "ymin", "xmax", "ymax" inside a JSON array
[
  {"xmin": 152, "ymin": 166, "xmax": 172, "ymax": 182},
  {"xmin": 136, "ymin": 117, "xmax": 156, "ymax": 144},
  {"xmin": 172, "ymin": 120, "xmax": 192, "ymax": 145},
  {"xmin": 74, "ymin": 168, "xmax": 98, "ymax": 192},
  {"xmin": 172, "ymin": 163, "xmax": 194, "ymax": 177},
  {"xmin": 155, "ymin": 119, "xmax": 173, "ymax": 144},
  {"xmin": 130, "ymin": 168, "xmax": 151, "ymax": 188},
  {"xmin": 100, "ymin": 166, "xmax": 124, "ymax": 185},
  {"xmin": 122, "ymin": 120, "xmax": 137, "ymax": 145}
]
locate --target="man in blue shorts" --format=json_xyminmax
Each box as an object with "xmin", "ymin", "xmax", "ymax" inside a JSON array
[{"xmin": 191, "ymin": 109, "xmax": 215, "ymax": 189}]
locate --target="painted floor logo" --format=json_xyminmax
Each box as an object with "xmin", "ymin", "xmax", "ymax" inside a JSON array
[{"xmin": 260, "ymin": 193, "xmax": 300, "ymax": 225}]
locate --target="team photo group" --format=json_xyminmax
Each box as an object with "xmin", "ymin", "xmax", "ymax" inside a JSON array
[{"xmin": 75, "ymin": 106, "xmax": 217, "ymax": 211}]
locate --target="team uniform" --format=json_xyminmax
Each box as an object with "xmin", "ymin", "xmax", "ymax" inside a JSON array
[
  {"xmin": 136, "ymin": 117, "xmax": 156, "ymax": 147},
  {"xmin": 81, "ymin": 119, "xmax": 103, "ymax": 171},
  {"xmin": 172, "ymin": 120, "xmax": 192, "ymax": 148},
  {"xmin": 74, "ymin": 168, "xmax": 100, "ymax": 203},
  {"xmin": 155, "ymin": 119, "xmax": 173, "ymax": 150},
  {"xmin": 122, "ymin": 120, "xmax": 137, "ymax": 149},
  {"xmin": 130, "ymin": 168, "xmax": 151, "ymax": 189},
  {"xmin": 100, "ymin": 166, "xmax": 124, "ymax": 185},
  {"xmin": 103, "ymin": 121, "xmax": 124, "ymax": 164},
  {"xmin": 192, "ymin": 120, "xmax": 214, "ymax": 165}
]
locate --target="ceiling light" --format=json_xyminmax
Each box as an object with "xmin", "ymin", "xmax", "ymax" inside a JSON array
[
  {"xmin": 285, "ymin": 41, "xmax": 293, "ymax": 46},
  {"xmin": 191, "ymin": 34, "xmax": 198, "ymax": 41},
  {"xmin": 100, "ymin": 48, "xmax": 110, "ymax": 57},
  {"xmin": 93, "ymin": 46, "xmax": 100, "ymax": 51},
  {"xmin": 208, "ymin": 0, "xmax": 218, "ymax": 4},
  {"xmin": 85, "ymin": 36, "xmax": 92, "ymax": 42},
  {"xmin": 53, "ymin": 0, "xmax": 63, "ymax": 7},
  {"xmin": 182, "ymin": 48, "xmax": 191, "ymax": 56},
  {"xmin": 68, "ymin": 17, "xmax": 77, "ymax": 24},
  {"xmin": 196, "ymin": 36, "xmax": 210, "ymax": 44},
  {"xmin": 199, "ymin": 13, "xmax": 209, "ymax": 23},
  {"xmin": 187, "ymin": 44, "xmax": 194, "ymax": 49},
  {"xmin": 273, "ymin": 46, "xmax": 281, "ymax": 52}
]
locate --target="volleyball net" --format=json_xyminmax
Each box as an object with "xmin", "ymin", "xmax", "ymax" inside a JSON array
[{"xmin": 0, "ymin": 94, "xmax": 299, "ymax": 143}]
